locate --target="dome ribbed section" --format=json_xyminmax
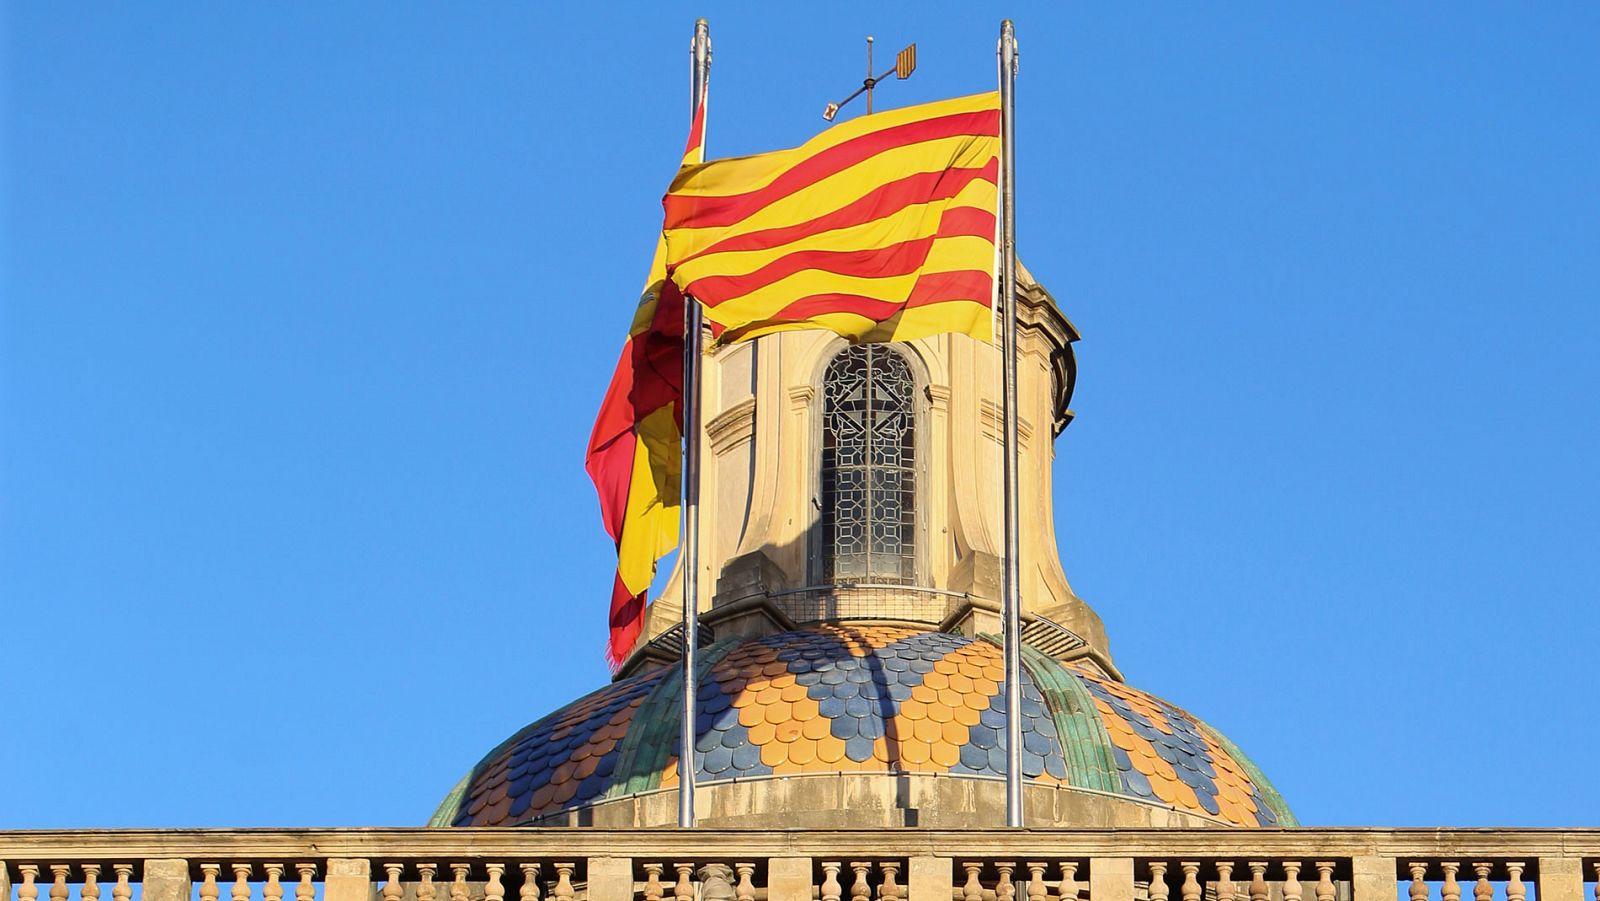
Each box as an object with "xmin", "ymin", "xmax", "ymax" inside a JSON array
[{"xmin": 431, "ymin": 625, "xmax": 1294, "ymax": 828}]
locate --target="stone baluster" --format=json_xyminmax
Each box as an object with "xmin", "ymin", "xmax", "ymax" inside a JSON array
[
  {"xmin": 1248, "ymin": 863, "xmax": 1268, "ymax": 901},
  {"xmin": 1150, "ymin": 862, "xmax": 1171, "ymax": 901},
  {"xmin": 1180, "ymin": 863, "xmax": 1200, "ymax": 901},
  {"xmin": 262, "ymin": 865, "xmax": 285, "ymax": 901},
  {"xmin": 698, "ymin": 865, "xmax": 734, "ymax": 901},
  {"xmin": 49, "ymin": 865, "xmax": 70, "ymax": 901},
  {"xmin": 415, "ymin": 865, "xmax": 436, "ymax": 901},
  {"xmin": 112, "ymin": 866, "xmax": 133, "ymax": 901},
  {"xmin": 82, "ymin": 863, "xmax": 102, "ymax": 901},
  {"xmin": 1504, "ymin": 863, "xmax": 1524, "ymax": 901},
  {"xmin": 1061, "ymin": 862, "xmax": 1081, "ymax": 901},
  {"xmin": 734, "ymin": 863, "xmax": 756, "ymax": 901},
  {"xmin": 996, "ymin": 863, "xmax": 1016, "ymax": 901},
  {"xmin": 200, "ymin": 865, "xmax": 221, "ymax": 901},
  {"xmin": 518, "ymin": 864, "xmax": 541, "ymax": 901},
  {"xmin": 642, "ymin": 864, "xmax": 664, "ymax": 901},
  {"xmin": 552, "ymin": 864, "xmax": 575, "ymax": 901},
  {"xmin": 485, "ymin": 863, "xmax": 506, "ymax": 901},
  {"xmin": 1440, "ymin": 864, "xmax": 1460, "ymax": 901},
  {"xmin": 1216, "ymin": 862, "xmax": 1236, "ymax": 901},
  {"xmin": 1472, "ymin": 864, "xmax": 1494, "ymax": 901},
  {"xmin": 450, "ymin": 865, "xmax": 470, "ymax": 901},
  {"xmin": 1025, "ymin": 864, "xmax": 1047, "ymax": 901},
  {"xmin": 1591, "ymin": 864, "xmax": 1599, "ymax": 901},
  {"xmin": 18, "ymin": 865, "xmax": 39, "ymax": 901},
  {"xmin": 1314, "ymin": 863, "xmax": 1336, "ymax": 901},
  {"xmin": 877, "ymin": 862, "xmax": 901, "ymax": 901},
  {"xmin": 962, "ymin": 863, "xmax": 984, "ymax": 901},
  {"xmin": 673, "ymin": 863, "xmax": 694, "ymax": 901},
  {"xmin": 382, "ymin": 865, "xmax": 403, "ymax": 901},
  {"xmin": 1409, "ymin": 864, "xmax": 1429, "ymax": 901},
  {"xmin": 1281, "ymin": 862, "xmax": 1302, "ymax": 901},
  {"xmin": 47, "ymin": 864, "xmax": 70, "ymax": 901},
  {"xmin": 820, "ymin": 862, "xmax": 842, "ymax": 901},
  {"xmin": 849, "ymin": 863, "xmax": 872, "ymax": 901},
  {"xmin": 295, "ymin": 865, "xmax": 317, "ymax": 901},
  {"xmin": 233, "ymin": 864, "xmax": 254, "ymax": 901}
]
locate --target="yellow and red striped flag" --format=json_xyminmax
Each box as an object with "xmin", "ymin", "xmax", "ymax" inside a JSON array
[
  {"xmin": 586, "ymin": 95, "xmax": 707, "ymax": 669},
  {"xmin": 662, "ymin": 92, "xmax": 1000, "ymax": 345}
]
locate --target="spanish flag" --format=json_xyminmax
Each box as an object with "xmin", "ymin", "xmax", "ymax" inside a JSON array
[
  {"xmin": 663, "ymin": 92, "xmax": 1000, "ymax": 344},
  {"xmin": 586, "ymin": 97, "xmax": 706, "ymax": 669}
]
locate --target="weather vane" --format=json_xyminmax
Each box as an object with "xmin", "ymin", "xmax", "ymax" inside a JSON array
[{"xmin": 822, "ymin": 36, "xmax": 917, "ymax": 121}]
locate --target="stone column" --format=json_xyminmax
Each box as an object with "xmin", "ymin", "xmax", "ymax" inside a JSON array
[
  {"xmin": 767, "ymin": 859, "xmax": 814, "ymax": 901},
  {"xmin": 143, "ymin": 861, "xmax": 192, "ymax": 901},
  {"xmin": 586, "ymin": 858, "xmax": 633, "ymax": 901},
  {"xmin": 908, "ymin": 858, "xmax": 953, "ymax": 901},
  {"xmin": 1089, "ymin": 859, "xmax": 1134, "ymax": 901},
  {"xmin": 1538, "ymin": 859, "xmax": 1584, "ymax": 901},
  {"xmin": 324, "ymin": 859, "xmax": 369, "ymax": 901},
  {"xmin": 1351, "ymin": 857, "xmax": 1394, "ymax": 901}
]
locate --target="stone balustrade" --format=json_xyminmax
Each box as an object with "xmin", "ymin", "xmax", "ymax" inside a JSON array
[{"xmin": 0, "ymin": 830, "xmax": 1595, "ymax": 901}]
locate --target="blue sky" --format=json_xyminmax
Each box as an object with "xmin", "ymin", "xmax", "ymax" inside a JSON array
[{"xmin": 3, "ymin": 3, "xmax": 1597, "ymax": 828}]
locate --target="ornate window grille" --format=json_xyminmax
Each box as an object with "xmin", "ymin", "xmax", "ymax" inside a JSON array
[{"xmin": 820, "ymin": 345, "xmax": 917, "ymax": 585}]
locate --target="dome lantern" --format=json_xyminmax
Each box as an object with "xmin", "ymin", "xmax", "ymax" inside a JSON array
[
  {"xmin": 433, "ymin": 270, "xmax": 1296, "ymax": 830},
  {"xmin": 623, "ymin": 264, "xmax": 1115, "ymax": 680}
]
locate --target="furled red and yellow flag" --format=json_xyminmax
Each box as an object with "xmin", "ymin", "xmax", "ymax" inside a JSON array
[
  {"xmin": 586, "ymin": 97, "xmax": 707, "ymax": 669},
  {"xmin": 662, "ymin": 91, "xmax": 1000, "ymax": 345}
]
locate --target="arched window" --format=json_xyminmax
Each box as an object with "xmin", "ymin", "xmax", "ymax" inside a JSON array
[{"xmin": 820, "ymin": 345, "xmax": 917, "ymax": 584}]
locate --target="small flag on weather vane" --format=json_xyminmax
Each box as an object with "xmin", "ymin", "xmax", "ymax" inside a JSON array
[{"xmin": 823, "ymin": 36, "xmax": 917, "ymax": 121}]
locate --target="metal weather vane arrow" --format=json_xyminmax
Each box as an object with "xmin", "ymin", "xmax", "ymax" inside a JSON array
[{"xmin": 823, "ymin": 36, "xmax": 917, "ymax": 121}]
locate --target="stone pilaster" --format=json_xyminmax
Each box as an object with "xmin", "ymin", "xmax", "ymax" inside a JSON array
[
  {"xmin": 586, "ymin": 858, "xmax": 633, "ymax": 901},
  {"xmin": 324, "ymin": 859, "xmax": 369, "ymax": 901},
  {"xmin": 142, "ymin": 861, "xmax": 191, "ymax": 901},
  {"xmin": 1089, "ymin": 859, "xmax": 1134, "ymax": 901},
  {"xmin": 1537, "ymin": 859, "xmax": 1583, "ymax": 901},
  {"xmin": 766, "ymin": 858, "xmax": 813, "ymax": 901},
  {"xmin": 908, "ymin": 858, "xmax": 952, "ymax": 901},
  {"xmin": 1351, "ymin": 857, "xmax": 1394, "ymax": 901}
]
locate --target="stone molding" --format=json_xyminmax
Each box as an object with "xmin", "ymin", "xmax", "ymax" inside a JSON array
[{"xmin": 705, "ymin": 398, "xmax": 757, "ymax": 456}]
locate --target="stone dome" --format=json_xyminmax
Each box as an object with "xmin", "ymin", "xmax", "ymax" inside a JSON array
[{"xmin": 431, "ymin": 624, "xmax": 1294, "ymax": 829}]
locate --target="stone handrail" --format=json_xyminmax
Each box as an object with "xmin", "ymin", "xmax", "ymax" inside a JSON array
[{"xmin": 1, "ymin": 829, "xmax": 1596, "ymax": 901}]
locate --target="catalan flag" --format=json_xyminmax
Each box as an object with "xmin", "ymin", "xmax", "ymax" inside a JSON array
[
  {"xmin": 662, "ymin": 92, "xmax": 1000, "ymax": 344},
  {"xmin": 586, "ymin": 96, "xmax": 707, "ymax": 669}
]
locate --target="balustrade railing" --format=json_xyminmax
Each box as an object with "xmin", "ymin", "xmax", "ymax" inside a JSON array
[{"xmin": 1, "ymin": 830, "xmax": 1595, "ymax": 901}]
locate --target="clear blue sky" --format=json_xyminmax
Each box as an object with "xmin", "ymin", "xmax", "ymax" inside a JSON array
[{"xmin": 3, "ymin": 3, "xmax": 1597, "ymax": 829}]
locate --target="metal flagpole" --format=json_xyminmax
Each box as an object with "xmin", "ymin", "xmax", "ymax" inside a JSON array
[
  {"xmin": 678, "ymin": 16, "xmax": 711, "ymax": 830},
  {"xmin": 997, "ymin": 17, "xmax": 1024, "ymax": 830}
]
